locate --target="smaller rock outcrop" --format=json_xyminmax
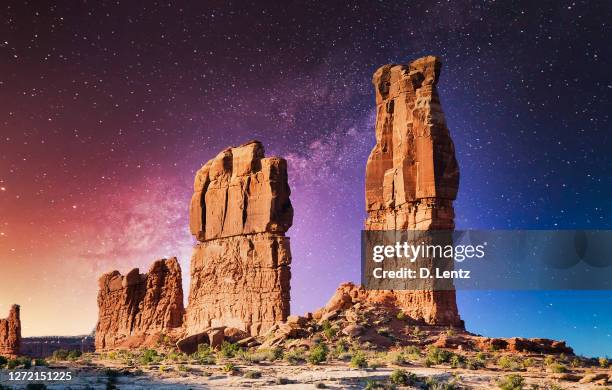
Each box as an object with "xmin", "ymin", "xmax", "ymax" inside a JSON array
[
  {"xmin": 184, "ymin": 141, "xmax": 293, "ymax": 341},
  {"xmin": 0, "ymin": 304, "xmax": 21, "ymax": 357},
  {"xmin": 95, "ymin": 258, "xmax": 185, "ymax": 351}
]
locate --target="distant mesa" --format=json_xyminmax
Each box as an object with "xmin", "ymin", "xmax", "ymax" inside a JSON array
[
  {"xmin": 0, "ymin": 304, "xmax": 21, "ymax": 357},
  {"xmin": 95, "ymin": 257, "xmax": 184, "ymax": 351}
]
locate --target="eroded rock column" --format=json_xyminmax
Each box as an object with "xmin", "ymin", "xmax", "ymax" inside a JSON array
[
  {"xmin": 185, "ymin": 141, "xmax": 293, "ymax": 337},
  {"xmin": 95, "ymin": 257, "xmax": 185, "ymax": 351},
  {"xmin": 0, "ymin": 304, "xmax": 21, "ymax": 357},
  {"xmin": 365, "ymin": 56, "xmax": 462, "ymax": 326}
]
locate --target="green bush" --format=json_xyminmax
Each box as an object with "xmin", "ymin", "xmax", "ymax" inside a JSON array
[
  {"xmin": 426, "ymin": 346, "xmax": 452, "ymax": 365},
  {"xmin": 498, "ymin": 355, "xmax": 522, "ymax": 371},
  {"xmin": 284, "ymin": 348, "xmax": 306, "ymax": 364},
  {"xmin": 599, "ymin": 357, "xmax": 609, "ymax": 368},
  {"xmin": 0, "ymin": 355, "xmax": 7, "ymax": 367},
  {"xmin": 522, "ymin": 357, "xmax": 535, "ymax": 368},
  {"xmin": 139, "ymin": 349, "xmax": 160, "ymax": 365},
  {"xmin": 321, "ymin": 320, "xmax": 337, "ymax": 340},
  {"xmin": 425, "ymin": 377, "xmax": 458, "ymax": 390},
  {"xmin": 219, "ymin": 342, "xmax": 241, "ymax": 358},
  {"xmin": 222, "ymin": 362, "xmax": 237, "ymax": 373},
  {"xmin": 350, "ymin": 351, "xmax": 368, "ymax": 368},
  {"xmin": 308, "ymin": 344, "xmax": 328, "ymax": 365},
  {"xmin": 497, "ymin": 374, "xmax": 524, "ymax": 390},
  {"xmin": 450, "ymin": 354, "xmax": 466, "ymax": 369},
  {"xmin": 548, "ymin": 363, "xmax": 567, "ymax": 373},
  {"xmin": 67, "ymin": 350, "xmax": 82, "ymax": 360},
  {"xmin": 390, "ymin": 369, "xmax": 417, "ymax": 385},
  {"xmin": 396, "ymin": 311, "xmax": 406, "ymax": 320},
  {"xmin": 191, "ymin": 344, "xmax": 216, "ymax": 364},
  {"xmin": 386, "ymin": 350, "xmax": 406, "ymax": 365},
  {"xmin": 52, "ymin": 349, "xmax": 69, "ymax": 360}
]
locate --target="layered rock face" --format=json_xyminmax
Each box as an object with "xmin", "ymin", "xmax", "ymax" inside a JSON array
[
  {"xmin": 0, "ymin": 305, "xmax": 21, "ymax": 357},
  {"xmin": 185, "ymin": 141, "xmax": 293, "ymax": 337},
  {"xmin": 95, "ymin": 258, "xmax": 185, "ymax": 351},
  {"xmin": 364, "ymin": 56, "xmax": 462, "ymax": 326}
]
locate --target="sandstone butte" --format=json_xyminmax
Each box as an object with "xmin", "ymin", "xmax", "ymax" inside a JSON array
[
  {"xmin": 0, "ymin": 304, "xmax": 21, "ymax": 357},
  {"xmin": 95, "ymin": 258, "xmax": 184, "ymax": 351},
  {"xmin": 358, "ymin": 55, "xmax": 463, "ymax": 327},
  {"xmin": 183, "ymin": 141, "xmax": 293, "ymax": 339}
]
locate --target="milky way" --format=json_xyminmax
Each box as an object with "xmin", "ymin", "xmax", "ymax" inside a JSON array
[{"xmin": 0, "ymin": 1, "xmax": 611, "ymax": 355}]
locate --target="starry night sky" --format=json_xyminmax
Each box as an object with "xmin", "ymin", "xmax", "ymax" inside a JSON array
[{"xmin": 1, "ymin": 1, "xmax": 611, "ymax": 356}]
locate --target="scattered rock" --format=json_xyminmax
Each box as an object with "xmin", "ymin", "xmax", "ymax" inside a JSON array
[
  {"xmin": 342, "ymin": 324, "xmax": 364, "ymax": 337},
  {"xmin": 579, "ymin": 373, "xmax": 609, "ymax": 384}
]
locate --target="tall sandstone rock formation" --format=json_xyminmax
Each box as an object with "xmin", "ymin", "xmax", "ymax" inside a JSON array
[
  {"xmin": 95, "ymin": 258, "xmax": 185, "ymax": 351},
  {"xmin": 185, "ymin": 140, "xmax": 293, "ymax": 337},
  {"xmin": 0, "ymin": 305, "xmax": 21, "ymax": 357},
  {"xmin": 364, "ymin": 56, "xmax": 462, "ymax": 326}
]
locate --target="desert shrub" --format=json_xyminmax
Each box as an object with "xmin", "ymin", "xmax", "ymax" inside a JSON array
[
  {"xmin": 544, "ymin": 356, "xmax": 556, "ymax": 366},
  {"xmin": 548, "ymin": 363, "xmax": 567, "ymax": 373},
  {"xmin": 497, "ymin": 374, "xmax": 524, "ymax": 390},
  {"xmin": 177, "ymin": 364, "xmax": 189, "ymax": 372},
  {"xmin": 139, "ymin": 349, "xmax": 161, "ymax": 365},
  {"xmin": 67, "ymin": 350, "xmax": 82, "ymax": 360},
  {"xmin": 0, "ymin": 356, "xmax": 7, "ymax": 367},
  {"xmin": 599, "ymin": 357, "xmax": 609, "ymax": 368},
  {"xmin": 390, "ymin": 369, "xmax": 417, "ymax": 385},
  {"xmin": 450, "ymin": 354, "xmax": 466, "ymax": 369},
  {"xmin": 219, "ymin": 341, "xmax": 241, "ymax": 358},
  {"xmin": 498, "ymin": 355, "xmax": 522, "ymax": 371},
  {"xmin": 321, "ymin": 320, "xmax": 337, "ymax": 340},
  {"xmin": 522, "ymin": 357, "xmax": 535, "ymax": 368},
  {"xmin": 425, "ymin": 377, "xmax": 458, "ymax": 390},
  {"xmin": 426, "ymin": 346, "xmax": 452, "ymax": 365},
  {"xmin": 396, "ymin": 311, "xmax": 406, "ymax": 320},
  {"xmin": 547, "ymin": 384, "xmax": 564, "ymax": 390},
  {"xmin": 350, "ymin": 350, "xmax": 368, "ymax": 368},
  {"xmin": 308, "ymin": 343, "xmax": 328, "ymax": 365},
  {"xmin": 222, "ymin": 362, "xmax": 237, "ymax": 373},
  {"xmin": 377, "ymin": 327, "xmax": 390, "ymax": 337},
  {"xmin": 570, "ymin": 357, "xmax": 582, "ymax": 368},
  {"xmin": 284, "ymin": 348, "xmax": 306, "ymax": 364},
  {"xmin": 412, "ymin": 326, "xmax": 424, "ymax": 339},
  {"xmin": 424, "ymin": 357, "xmax": 434, "ymax": 367},
  {"xmin": 192, "ymin": 344, "xmax": 215, "ymax": 364},
  {"xmin": 52, "ymin": 349, "xmax": 69, "ymax": 360},
  {"xmin": 467, "ymin": 357, "xmax": 485, "ymax": 370},
  {"xmin": 386, "ymin": 350, "xmax": 407, "ymax": 365},
  {"xmin": 243, "ymin": 370, "xmax": 261, "ymax": 379},
  {"xmin": 34, "ymin": 358, "xmax": 48, "ymax": 366},
  {"xmin": 332, "ymin": 338, "xmax": 349, "ymax": 356},
  {"xmin": 446, "ymin": 327, "xmax": 456, "ymax": 336}
]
